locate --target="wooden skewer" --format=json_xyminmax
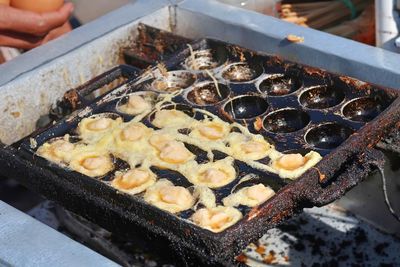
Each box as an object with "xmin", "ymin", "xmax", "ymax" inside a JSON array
[
  {"xmin": 282, "ymin": 17, "xmax": 307, "ymax": 24},
  {"xmin": 280, "ymin": 0, "xmax": 373, "ymax": 32},
  {"xmin": 280, "ymin": 0, "xmax": 375, "ymax": 44}
]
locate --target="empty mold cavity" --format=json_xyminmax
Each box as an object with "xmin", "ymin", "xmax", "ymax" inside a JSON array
[
  {"xmin": 185, "ymin": 48, "xmax": 228, "ymax": 71},
  {"xmin": 151, "ymin": 71, "xmax": 196, "ymax": 92},
  {"xmin": 305, "ymin": 123, "xmax": 353, "ymax": 150},
  {"xmin": 258, "ymin": 74, "xmax": 301, "ymax": 96},
  {"xmin": 221, "ymin": 62, "xmax": 263, "ymax": 82},
  {"xmin": 223, "ymin": 95, "xmax": 269, "ymax": 120},
  {"xmin": 263, "ymin": 108, "xmax": 310, "ymax": 133},
  {"xmin": 342, "ymin": 96, "xmax": 391, "ymax": 122},
  {"xmin": 299, "ymin": 85, "xmax": 345, "ymax": 109},
  {"xmin": 186, "ymin": 81, "xmax": 230, "ymax": 106}
]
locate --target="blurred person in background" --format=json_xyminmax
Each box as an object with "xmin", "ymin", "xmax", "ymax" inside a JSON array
[{"xmin": 0, "ymin": 0, "xmax": 74, "ymax": 50}]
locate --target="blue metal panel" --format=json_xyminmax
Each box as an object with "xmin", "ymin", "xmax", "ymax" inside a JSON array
[{"xmin": 0, "ymin": 201, "xmax": 119, "ymax": 267}]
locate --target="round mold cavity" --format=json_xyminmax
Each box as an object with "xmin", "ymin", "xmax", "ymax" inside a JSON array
[
  {"xmin": 258, "ymin": 74, "xmax": 301, "ymax": 96},
  {"xmin": 342, "ymin": 96, "xmax": 390, "ymax": 122},
  {"xmin": 186, "ymin": 81, "xmax": 230, "ymax": 106},
  {"xmin": 221, "ymin": 62, "xmax": 263, "ymax": 83},
  {"xmin": 223, "ymin": 95, "xmax": 269, "ymax": 120},
  {"xmin": 184, "ymin": 48, "xmax": 227, "ymax": 71},
  {"xmin": 151, "ymin": 71, "xmax": 196, "ymax": 92},
  {"xmin": 148, "ymin": 103, "xmax": 195, "ymax": 125},
  {"xmin": 36, "ymin": 135, "xmax": 82, "ymax": 167},
  {"xmin": 305, "ymin": 123, "xmax": 354, "ymax": 150},
  {"xmin": 299, "ymin": 85, "xmax": 345, "ymax": 109},
  {"xmin": 115, "ymin": 91, "xmax": 158, "ymax": 115},
  {"xmin": 73, "ymin": 112, "xmax": 122, "ymax": 140},
  {"xmin": 263, "ymin": 108, "xmax": 310, "ymax": 133},
  {"xmin": 77, "ymin": 153, "xmax": 117, "ymax": 179}
]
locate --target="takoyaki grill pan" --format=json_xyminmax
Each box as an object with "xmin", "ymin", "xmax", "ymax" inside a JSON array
[{"xmin": 2, "ymin": 38, "xmax": 400, "ymax": 266}]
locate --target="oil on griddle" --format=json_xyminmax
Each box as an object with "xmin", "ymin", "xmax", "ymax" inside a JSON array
[{"xmin": 13, "ymin": 38, "xmax": 400, "ymax": 265}]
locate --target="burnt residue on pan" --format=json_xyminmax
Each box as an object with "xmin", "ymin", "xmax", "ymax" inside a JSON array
[
  {"xmin": 4, "ymin": 37, "xmax": 400, "ymax": 266},
  {"xmin": 184, "ymin": 46, "xmax": 228, "ymax": 71},
  {"xmin": 52, "ymin": 65, "xmax": 139, "ymax": 120},
  {"xmin": 223, "ymin": 95, "xmax": 269, "ymax": 120},
  {"xmin": 258, "ymin": 74, "xmax": 302, "ymax": 96},
  {"xmin": 221, "ymin": 62, "xmax": 263, "ymax": 83},
  {"xmin": 342, "ymin": 96, "xmax": 392, "ymax": 122},
  {"xmin": 186, "ymin": 81, "xmax": 230, "ymax": 106},
  {"xmin": 305, "ymin": 123, "xmax": 354, "ymax": 150},
  {"xmin": 299, "ymin": 85, "xmax": 345, "ymax": 110},
  {"xmin": 151, "ymin": 70, "xmax": 196, "ymax": 93},
  {"xmin": 122, "ymin": 24, "xmax": 192, "ymax": 69},
  {"xmin": 263, "ymin": 108, "xmax": 310, "ymax": 134}
]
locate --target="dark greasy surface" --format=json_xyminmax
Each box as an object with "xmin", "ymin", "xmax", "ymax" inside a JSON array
[
  {"xmin": 241, "ymin": 204, "xmax": 400, "ymax": 266},
  {"xmin": 2, "ymin": 31, "xmax": 400, "ymax": 265},
  {"xmin": 2, "ymin": 175, "xmax": 400, "ymax": 267},
  {"xmin": 122, "ymin": 23, "xmax": 191, "ymax": 69},
  {"xmin": 0, "ymin": 177, "xmax": 43, "ymax": 212},
  {"xmin": 378, "ymin": 125, "xmax": 400, "ymax": 154}
]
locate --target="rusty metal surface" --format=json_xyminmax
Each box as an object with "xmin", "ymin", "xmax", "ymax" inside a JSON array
[
  {"xmin": 0, "ymin": 143, "xmax": 385, "ymax": 266},
  {"xmin": 0, "ymin": 0, "xmax": 400, "ymax": 265},
  {"xmin": 123, "ymin": 23, "xmax": 192, "ymax": 68},
  {"xmin": 4, "ymin": 35, "xmax": 400, "ymax": 265},
  {"xmin": 335, "ymin": 149, "xmax": 400, "ymax": 238},
  {"xmin": 378, "ymin": 124, "xmax": 400, "ymax": 154}
]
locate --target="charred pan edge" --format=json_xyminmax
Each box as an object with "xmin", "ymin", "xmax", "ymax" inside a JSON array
[
  {"xmin": 122, "ymin": 23, "xmax": 192, "ymax": 68},
  {"xmin": 218, "ymin": 97, "xmax": 400, "ymax": 261},
  {"xmin": 378, "ymin": 122, "xmax": 400, "ymax": 153},
  {"xmin": 62, "ymin": 65, "xmax": 139, "ymax": 109},
  {"xmin": 3, "ymin": 36, "xmax": 400, "ymax": 265},
  {"xmin": 0, "ymin": 143, "xmax": 383, "ymax": 266},
  {"xmin": 0, "ymin": 145, "xmax": 228, "ymax": 266},
  {"xmin": 136, "ymin": 39, "xmax": 400, "ymax": 262}
]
